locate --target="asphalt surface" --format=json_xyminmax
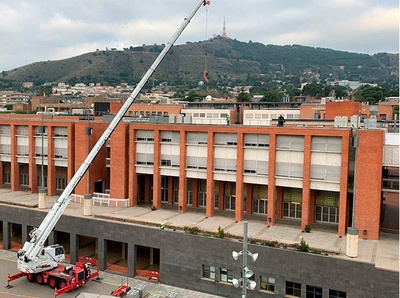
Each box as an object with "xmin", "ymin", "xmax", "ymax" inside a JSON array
[{"xmin": 0, "ymin": 249, "xmax": 222, "ymax": 298}]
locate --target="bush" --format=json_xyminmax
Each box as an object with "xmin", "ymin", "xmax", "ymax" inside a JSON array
[
  {"xmin": 216, "ymin": 226, "xmax": 225, "ymax": 239},
  {"xmin": 298, "ymin": 238, "xmax": 310, "ymax": 252},
  {"xmin": 183, "ymin": 226, "xmax": 200, "ymax": 235}
]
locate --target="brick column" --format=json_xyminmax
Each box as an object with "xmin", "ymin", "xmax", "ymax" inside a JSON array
[
  {"xmin": 267, "ymin": 133, "xmax": 277, "ymax": 225},
  {"xmin": 301, "ymin": 134, "xmax": 312, "ymax": 231},
  {"xmin": 235, "ymin": 132, "xmax": 244, "ymax": 222},
  {"xmin": 67, "ymin": 123, "xmax": 75, "ymax": 183},
  {"xmin": 338, "ymin": 132, "xmax": 351, "ymax": 236},
  {"xmin": 110, "ymin": 124, "xmax": 128, "ymax": 199},
  {"xmin": 29, "ymin": 125, "xmax": 38, "ymax": 193},
  {"xmin": 47, "ymin": 126, "xmax": 56, "ymax": 196},
  {"xmin": 152, "ymin": 129, "xmax": 161, "ymax": 209},
  {"xmin": 178, "ymin": 130, "xmax": 187, "ymax": 213},
  {"xmin": 10, "ymin": 124, "xmax": 20, "ymax": 191},
  {"xmin": 129, "ymin": 128, "xmax": 138, "ymax": 206},
  {"xmin": 206, "ymin": 131, "xmax": 215, "ymax": 217}
]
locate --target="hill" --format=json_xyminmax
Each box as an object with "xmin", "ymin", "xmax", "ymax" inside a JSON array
[{"xmin": 0, "ymin": 37, "xmax": 398, "ymax": 89}]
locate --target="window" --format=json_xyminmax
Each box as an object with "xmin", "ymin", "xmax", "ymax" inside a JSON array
[
  {"xmin": 286, "ymin": 281, "xmax": 301, "ymax": 297},
  {"xmin": 20, "ymin": 173, "xmax": 29, "ymax": 186},
  {"xmin": 283, "ymin": 188, "xmax": 302, "ymax": 219},
  {"xmin": 306, "ymin": 285, "xmax": 322, "ymax": 298},
  {"xmin": 315, "ymin": 191, "xmax": 339, "ymax": 224},
  {"xmin": 260, "ymin": 275, "xmax": 275, "ymax": 292},
  {"xmin": 202, "ymin": 265, "xmax": 216, "ymax": 280},
  {"xmin": 329, "ymin": 289, "xmax": 346, "ymax": 298},
  {"xmin": 220, "ymin": 268, "xmax": 233, "ymax": 283},
  {"xmin": 56, "ymin": 177, "xmax": 67, "ymax": 190}
]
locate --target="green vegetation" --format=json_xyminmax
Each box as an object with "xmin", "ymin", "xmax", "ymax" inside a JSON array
[
  {"xmin": 216, "ymin": 226, "xmax": 225, "ymax": 239},
  {"xmin": 0, "ymin": 38, "xmax": 397, "ymax": 92},
  {"xmin": 183, "ymin": 226, "xmax": 200, "ymax": 235},
  {"xmin": 297, "ymin": 238, "xmax": 310, "ymax": 252}
]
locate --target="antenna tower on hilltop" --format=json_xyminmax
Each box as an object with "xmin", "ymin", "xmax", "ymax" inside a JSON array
[{"xmin": 222, "ymin": 17, "xmax": 227, "ymax": 38}]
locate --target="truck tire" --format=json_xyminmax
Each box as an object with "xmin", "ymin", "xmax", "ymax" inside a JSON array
[
  {"xmin": 49, "ymin": 277, "xmax": 58, "ymax": 289},
  {"xmin": 26, "ymin": 274, "xmax": 35, "ymax": 282},
  {"xmin": 36, "ymin": 274, "xmax": 44, "ymax": 285},
  {"xmin": 58, "ymin": 279, "xmax": 67, "ymax": 289}
]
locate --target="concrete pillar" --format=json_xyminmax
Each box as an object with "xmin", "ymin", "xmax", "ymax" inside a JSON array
[
  {"xmin": 38, "ymin": 188, "xmax": 46, "ymax": 209},
  {"xmin": 83, "ymin": 194, "xmax": 92, "ymax": 216},
  {"xmin": 127, "ymin": 243, "xmax": 136, "ymax": 278},
  {"xmin": 48, "ymin": 230, "xmax": 55, "ymax": 245},
  {"xmin": 122, "ymin": 242, "xmax": 126, "ymax": 260},
  {"xmin": 346, "ymin": 227, "xmax": 359, "ymax": 258},
  {"xmin": 70, "ymin": 233, "xmax": 79, "ymax": 264},
  {"xmin": 150, "ymin": 247, "xmax": 154, "ymax": 265},
  {"xmin": 97, "ymin": 238, "xmax": 106, "ymax": 271},
  {"xmin": 21, "ymin": 224, "xmax": 29, "ymax": 244},
  {"xmin": 3, "ymin": 221, "xmax": 11, "ymax": 250}
]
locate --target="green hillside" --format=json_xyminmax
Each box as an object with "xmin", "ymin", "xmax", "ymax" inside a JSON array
[{"xmin": 0, "ymin": 37, "xmax": 398, "ymax": 89}]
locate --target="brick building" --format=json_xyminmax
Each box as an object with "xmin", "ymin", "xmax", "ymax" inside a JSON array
[{"xmin": 0, "ymin": 113, "xmax": 397, "ymax": 241}]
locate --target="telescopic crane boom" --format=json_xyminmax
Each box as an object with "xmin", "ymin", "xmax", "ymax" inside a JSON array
[{"xmin": 17, "ymin": 0, "xmax": 211, "ymax": 274}]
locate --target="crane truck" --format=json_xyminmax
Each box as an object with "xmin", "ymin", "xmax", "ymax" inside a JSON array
[{"xmin": 6, "ymin": 0, "xmax": 211, "ymax": 296}]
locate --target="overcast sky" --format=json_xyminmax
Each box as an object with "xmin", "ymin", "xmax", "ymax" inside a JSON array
[{"xmin": 1, "ymin": 0, "xmax": 398, "ymax": 72}]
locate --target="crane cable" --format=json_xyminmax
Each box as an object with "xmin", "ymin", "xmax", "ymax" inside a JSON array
[{"xmin": 203, "ymin": 5, "xmax": 209, "ymax": 83}]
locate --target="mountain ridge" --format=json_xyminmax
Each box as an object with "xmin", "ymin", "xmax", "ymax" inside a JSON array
[{"xmin": 0, "ymin": 37, "xmax": 398, "ymax": 89}]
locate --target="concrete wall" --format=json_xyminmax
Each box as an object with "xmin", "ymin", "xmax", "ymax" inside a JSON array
[{"xmin": 1, "ymin": 205, "xmax": 398, "ymax": 298}]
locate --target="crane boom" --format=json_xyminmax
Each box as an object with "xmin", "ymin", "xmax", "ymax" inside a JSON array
[{"xmin": 19, "ymin": 0, "xmax": 211, "ymax": 271}]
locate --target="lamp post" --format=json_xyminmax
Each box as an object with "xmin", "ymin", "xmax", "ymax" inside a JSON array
[
  {"xmin": 346, "ymin": 115, "xmax": 359, "ymax": 257},
  {"xmin": 232, "ymin": 221, "xmax": 258, "ymax": 297},
  {"xmin": 38, "ymin": 112, "xmax": 46, "ymax": 209},
  {"xmin": 84, "ymin": 111, "xmax": 93, "ymax": 216}
]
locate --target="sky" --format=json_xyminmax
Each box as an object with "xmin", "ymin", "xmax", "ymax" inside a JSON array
[{"xmin": 0, "ymin": 0, "xmax": 399, "ymax": 72}]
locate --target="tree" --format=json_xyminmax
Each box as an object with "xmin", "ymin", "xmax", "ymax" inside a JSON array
[
  {"xmin": 302, "ymin": 83, "xmax": 324, "ymax": 98},
  {"xmin": 237, "ymin": 88, "xmax": 251, "ymax": 102},
  {"xmin": 261, "ymin": 90, "xmax": 281, "ymax": 102},
  {"xmin": 353, "ymin": 86, "xmax": 385, "ymax": 104}
]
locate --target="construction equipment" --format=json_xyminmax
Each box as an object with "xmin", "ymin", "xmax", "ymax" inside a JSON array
[{"xmin": 6, "ymin": 0, "xmax": 210, "ymax": 296}]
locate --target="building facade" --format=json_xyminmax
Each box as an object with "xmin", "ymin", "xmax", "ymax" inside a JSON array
[{"xmin": 0, "ymin": 114, "xmax": 396, "ymax": 240}]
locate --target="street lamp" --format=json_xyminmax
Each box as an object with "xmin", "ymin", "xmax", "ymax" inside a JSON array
[
  {"xmin": 232, "ymin": 221, "xmax": 258, "ymax": 297},
  {"xmin": 38, "ymin": 113, "xmax": 46, "ymax": 209}
]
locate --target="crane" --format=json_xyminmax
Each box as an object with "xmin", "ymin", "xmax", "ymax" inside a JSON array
[{"xmin": 8, "ymin": 0, "xmax": 211, "ymax": 295}]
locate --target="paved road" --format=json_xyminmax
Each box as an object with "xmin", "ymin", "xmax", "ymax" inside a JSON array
[{"xmin": 0, "ymin": 249, "xmax": 223, "ymax": 298}]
